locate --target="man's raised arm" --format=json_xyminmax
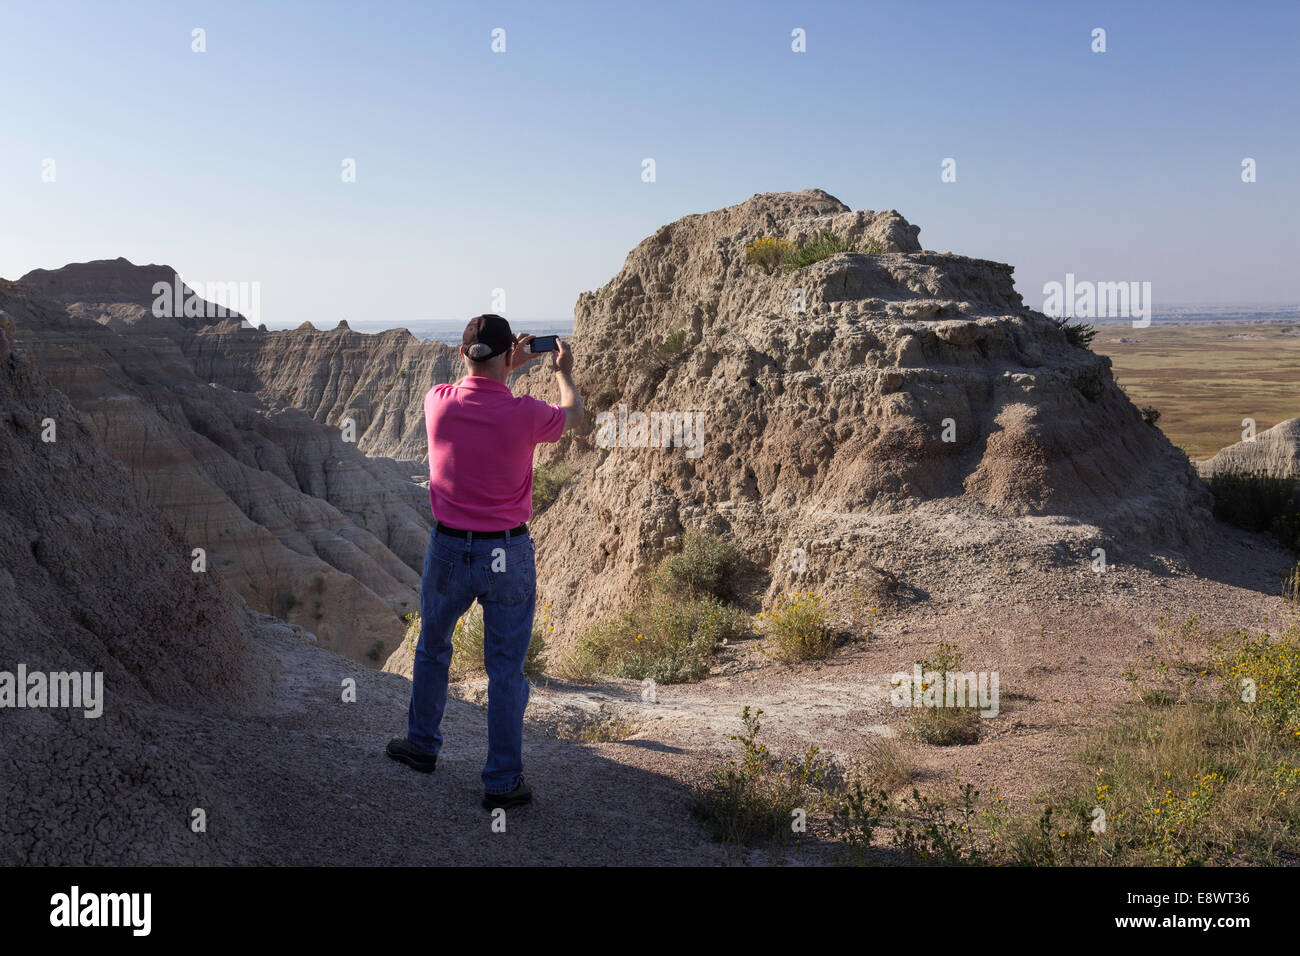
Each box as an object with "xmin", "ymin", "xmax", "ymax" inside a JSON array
[{"xmin": 552, "ymin": 338, "xmax": 584, "ymax": 432}]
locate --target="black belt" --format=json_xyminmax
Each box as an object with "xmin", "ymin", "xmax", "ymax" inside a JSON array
[{"xmin": 434, "ymin": 521, "xmax": 528, "ymax": 539}]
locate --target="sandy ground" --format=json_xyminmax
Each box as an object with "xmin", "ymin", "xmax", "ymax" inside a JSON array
[{"xmin": 159, "ymin": 524, "xmax": 1293, "ymax": 866}]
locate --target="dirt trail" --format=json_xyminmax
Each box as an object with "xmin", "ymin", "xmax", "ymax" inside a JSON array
[{"xmin": 163, "ymin": 630, "xmax": 733, "ymax": 865}]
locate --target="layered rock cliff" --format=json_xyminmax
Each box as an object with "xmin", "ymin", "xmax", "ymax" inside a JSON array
[
  {"xmin": 2, "ymin": 277, "xmax": 429, "ymax": 663},
  {"xmin": 1197, "ymin": 418, "xmax": 1300, "ymax": 480},
  {"xmin": 19, "ymin": 256, "xmax": 248, "ymax": 332},
  {"xmin": 184, "ymin": 322, "xmax": 459, "ymax": 466}
]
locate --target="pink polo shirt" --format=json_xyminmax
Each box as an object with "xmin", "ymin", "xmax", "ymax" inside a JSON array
[{"xmin": 425, "ymin": 376, "xmax": 566, "ymax": 531}]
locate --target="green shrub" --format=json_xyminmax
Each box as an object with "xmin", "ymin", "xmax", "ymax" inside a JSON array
[
  {"xmin": 649, "ymin": 529, "xmax": 745, "ymax": 601},
  {"xmin": 903, "ymin": 642, "xmax": 984, "ymax": 746},
  {"xmin": 744, "ymin": 237, "xmax": 795, "ymax": 275},
  {"xmin": 1052, "ymin": 316, "xmax": 1097, "ymax": 349},
  {"xmin": 1210, "ymin": 624, "xmax": 1300, "ymax": 738},
  {"xmin": 532, "ymin": 460, "xmax": 573, "ymax": 513},
  {"xmin": 782, "ymin": 230, "xmax": 856, "ymax": 271},
  {"xmin": 526, "ymin": 607, "xmax": 550, "ymax": 678},
  {"xmin": 692, "ymin": 706, "xmax": 830, "ymax": 846},
  {"xmin": 758, "ymin": 591, "xmax": 836, "ymax": 662},
  {"xmin": 656, "ymin": 327, "xmax": 689, "ymax": 359},
  {"xmin": 833, "ymin": 621, "xmax": 1300, "ymax": 866},
  {"xmin": 408, "ymin": 603, "xmax": 547, "ymax": 681},
  {"xmin": 450, "ymin": 605, "xmax": 486, "ymax": 680},
  {"xmin": 1019, "ymin": 619, "xmax": 1300, "ymax": 865},
  {"xmin": 1047, "ymin": 698, "xmax": 1295, "ymax": 865},
  {"xmin": 852, "ymin": 737, "xmax": 918, "ymax": 795},
  {"xmin": 890, "ymin": 783, "xmax": 1002, "ymax": 865},
  {"xmin": 573, "ymin": 594, "xmax": 750, "ymax": 684},
  {"xmin": 830, "ymin": 782, "xmax": 888, "ymax": 865},
  {"xmin": 1140, "ymin": 405, "xmax": 1161, "ymax": 425},
  {"xmin": 1207, "ymin": 470, "xmax": 1300, "ymax": 553},
  {"xmin": 274, "ymin": 592, "xmax": 299, "ymax": 617},
  {"xmin": 906, "ymin": 706, "xmax": 983, "ymax": 746},
  {"xmin": 1072, "ymin": 365, "xmax": 1105, "ymax": 400}
]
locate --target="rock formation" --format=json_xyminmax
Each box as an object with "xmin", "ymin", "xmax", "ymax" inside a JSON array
[
  {"xmin": 184, "ymin": 322, "xmax": 459, "ymax": 466},
  {"xmin": 3, "ymin": 271, "xmax": 431, "ymax": 664},
  {"xmin": 1196, "ymin": 418, "xmax": 1300, "ymax": 480},
  {"xmin": 0, "ymin": 191, "xmax": 1274, "ymax": 866},
  {"xmin": 498, "ymin": 190, "xmax": 1213, "ymax": 648},
  {"xmin": 19, "ymin": 256, "xmax": 247, "ymax": 331}
]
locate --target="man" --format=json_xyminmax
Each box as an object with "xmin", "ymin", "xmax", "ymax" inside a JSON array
[{"xmin": 387, "ymin": 314, "xmax": 583, "ymax": 810}]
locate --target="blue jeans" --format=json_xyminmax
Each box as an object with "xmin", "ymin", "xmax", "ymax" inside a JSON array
[{"xmin": 407, "ymin": 527, "xmax": 537, "ymax": 794}]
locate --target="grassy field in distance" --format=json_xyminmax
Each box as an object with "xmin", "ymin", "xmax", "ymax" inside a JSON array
[{"xmin": 1094, "ymin": 322, "xmax": 1300, "ymax": 460}]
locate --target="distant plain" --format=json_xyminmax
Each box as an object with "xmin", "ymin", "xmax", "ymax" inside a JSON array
[{"xmin": 1096, "ymin": 322, "xmax": 1300, "ymax": 460}]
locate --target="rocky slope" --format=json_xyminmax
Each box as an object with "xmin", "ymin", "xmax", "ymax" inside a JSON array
[
  {"xmin": 20, "ymin": 256, "xmax": 247, "ymax": 332},
  {"xmin": 0, "ymin": 306, "xmax": 271, "ymax": 863},
  {"xmin": 1196, "ymin": 418, "xmax": 1300, "ymax": 480},
  {"xmin": 26, "ymin": 255, "xmax": 459, "ymax": 471},
  {"xmin": 2, "ymin": 276, "xmax": 429, "ymax": 663}
]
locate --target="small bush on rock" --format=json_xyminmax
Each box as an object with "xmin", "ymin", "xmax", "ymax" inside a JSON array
[
  {"xmin": 650, "ymin": 529, "xmax": 745, "ymax": 601},
  {"xmin": 1208, "ymin": 470, "xmax": 1300, "ymax": 553},
  {"xmin": 759, "ymin": 591, "xmax": 836, "ymax": 662},
  {"xmin": 744, "ymin": 237, "xmax": 795, "ymax": 275},
  {"xmin": 573, "ymin": 595, "xmax": 750, "ymax": 684},
  {"xmin": 782, "ymin": 230, "xmax": 856, "ymax": 271}
]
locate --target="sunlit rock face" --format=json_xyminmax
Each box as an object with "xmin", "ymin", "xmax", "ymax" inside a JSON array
[{"xmin": 492, "ymin": 190, "xmax": 1212, "ymax": 648}]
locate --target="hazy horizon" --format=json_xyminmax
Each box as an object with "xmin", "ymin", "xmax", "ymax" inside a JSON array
[
  {"xmin": 288, "ymin": 305, "xmax": 1300, "ymax": 338},
  {"xmin": 10, "ymin": 251, "xmax": 1300, "ymax": 332}
]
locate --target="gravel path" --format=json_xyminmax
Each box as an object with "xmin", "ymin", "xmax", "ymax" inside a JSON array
[{"xmin": 164, "ymin": 631, "xmax": 735, "ymax": 866}]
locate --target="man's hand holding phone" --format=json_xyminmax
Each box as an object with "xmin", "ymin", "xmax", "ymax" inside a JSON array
[
  {"xmin": 551, "ymin": 337, "xmax": 573, "ymax": 375},
  {"xmin": 508, "ymin": 333, "xmax": 572, "ymax": 375},
  {"xmin": 506, "ymin": 333, "xmax": 542, "ymax": 371}
]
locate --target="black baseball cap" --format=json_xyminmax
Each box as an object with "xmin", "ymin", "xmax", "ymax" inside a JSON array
[{"xmin": 462, "ymin": 314, "xmax": 514, "ymax": 361}]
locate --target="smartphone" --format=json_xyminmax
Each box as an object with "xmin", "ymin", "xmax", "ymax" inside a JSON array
[{"xmin": 528, "ymin": 335, "xmax": 559, "ymax": 353}]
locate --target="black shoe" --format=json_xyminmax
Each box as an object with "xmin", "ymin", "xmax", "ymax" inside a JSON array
[
  {"xmin": 482, "ymin": 776, "xmax": 532, "ymax": 811},
  {"xmin": 386, "ymin": 737, "xmax": 437, "ymax": 773}
]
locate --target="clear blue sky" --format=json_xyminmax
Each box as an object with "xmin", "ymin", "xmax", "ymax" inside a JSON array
[{"xmin": 2, "ymin": 0, "xmax": 1295, "ymax": 328}]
